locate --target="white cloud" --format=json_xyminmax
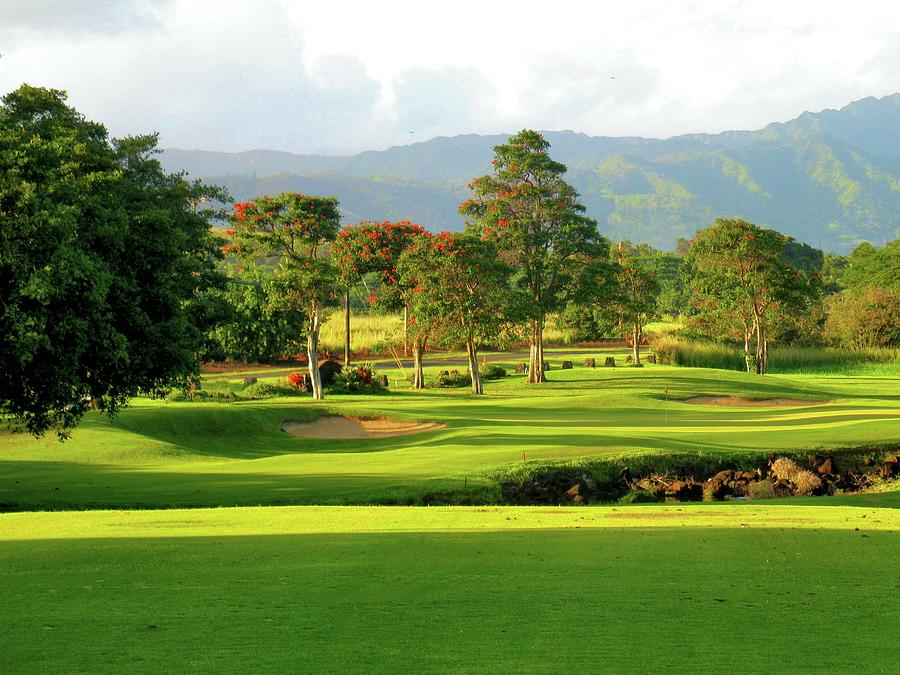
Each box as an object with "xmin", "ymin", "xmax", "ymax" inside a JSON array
[{"xmin": 1, "ymin": 0, "xmax": 899, "ymax": 153}]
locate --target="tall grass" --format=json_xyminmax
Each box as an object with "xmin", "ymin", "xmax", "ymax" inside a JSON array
[
  {"xmin": 652, "ymin": 336, "xmax": 900, "ymax": 375},
  {"xmin": 319, "ymin": 313, "xmax": 404, "ymax": 354}
]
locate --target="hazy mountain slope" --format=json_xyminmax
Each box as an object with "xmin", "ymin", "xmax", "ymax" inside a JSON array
[{"xmin": 162, "ymin": 93, "xmax": 900, "ymax": 252}]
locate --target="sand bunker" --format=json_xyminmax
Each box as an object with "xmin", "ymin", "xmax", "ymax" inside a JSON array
[
  {"xmin": 682, "ymin": 396, "xmax": 829, "ymax": 407},
  {"xmin": 282, "ymin": 415, "xmax": 446, "ymax": 439}
]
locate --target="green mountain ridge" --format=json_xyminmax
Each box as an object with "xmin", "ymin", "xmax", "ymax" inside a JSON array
[{"xmin": 161, "ymin": 93, "xmax": 900, "ymax": 252}]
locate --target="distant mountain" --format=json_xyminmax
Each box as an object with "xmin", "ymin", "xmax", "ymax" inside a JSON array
[{"xmin": 161, "ymin": 93, "xmax": 900, "ymax": 253}]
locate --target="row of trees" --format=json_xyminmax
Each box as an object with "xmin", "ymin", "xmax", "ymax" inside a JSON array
[
  {"xmin": 4, "ymin": 84, "xmax": 893, "ymax": 434},
  {"xmin": 220, "ymin": 131, "xmax": 663, "ymax": 397}
]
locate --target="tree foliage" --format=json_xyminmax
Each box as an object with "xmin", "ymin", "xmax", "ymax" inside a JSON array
[
  {"xmin": 0, "ymin": 85, "xmax": 225, "ymax": 436},
  {"xmin": 460, "ymin": 129, "xmax": 611, "ymax": 382},
  {"xmin": 824, "ymin": 286, "xmax": 900, "ymax": 349},
  {"xmin": 686, "ymin": 219, "xmax": 821, "ymax": 374},
  {"xmin": 398, "ymin": 233, "xmax": 520, "ymax": 394},
  {"xmin": 841, "ymin": 239, "xmax": 900, "ymax": 290},
  {"xmin": 225, "ymin": 193, "xmax": 340, "ymax": 399}
]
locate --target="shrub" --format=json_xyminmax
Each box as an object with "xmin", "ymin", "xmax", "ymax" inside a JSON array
[
  {"xmin": 241, "ymin": 382, "xmax": 305, "ymax": 399},
  {"xmin": 166, "ymin": 390, "xmax": 239, "ymax": 403},
  {"xmin": 328, "ymin": 365, "xmax": 385, "ymax": 395},
  {"xmin": 287, "ymin": 371, "xmax": 306, "ymax": 389},
  {"xmin": 479, "ymin": 364, "xmax": 507, "ymax": 380},
  {"xmin": 434, "ymin": 372, "xmax": 472, "ymax": 388},
  {"xmin": 792, "ymin": 470, "xmax": 823, "ymax": 496},
  {"xmin": 747, "ymin": 480, "xmax": 776, "ymax": 499},
  {"xmin": 771, "ymin": 457, "xmax": 801, "ymax": 482}
]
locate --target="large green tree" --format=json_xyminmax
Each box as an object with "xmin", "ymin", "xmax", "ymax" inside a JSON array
[
  {"xmin": 460, "ymin": 130, "xmax": 610, "ymax": 382},
  {"xmin": 686, "ymin": 219, "xmax": 820, "ymax": 374},
  {"xmin": 0, "ymin": 85, "xmax": 225, "ymax": 436},
  {"xmin": 611, "ymin": 247, "xmax": 660, "ymax": 366},
  {"xmin": 841, "ymin": 239, "xmax": 900, "ymax": 290},
  {"xmin": 226, "ymin": 193, "xmax": 340, "ymax": 400}
]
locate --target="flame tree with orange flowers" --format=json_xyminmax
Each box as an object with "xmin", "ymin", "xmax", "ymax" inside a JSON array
[
  {"xmin": 333, "ymin": 221, "xmax": 429, "ymax": 366},
  {"xmin": 225, "ymin": 193, "xmax": 340, "ymax": 399},
  {"xmin": 398, "ymin": 232, "xmax": 520, "ymax": 394},
  {"xmin": 460, "ymin": 130, "xmax": 612, "ymax": 383}
]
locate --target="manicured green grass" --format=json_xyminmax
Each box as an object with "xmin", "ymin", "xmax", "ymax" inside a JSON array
[
  {"xmin": 1, "ymin": 503, "xmax": 897, "ymax": 672},
  {"xmin": 2, "ymin": 363, "xmax": 898, "ymax": 509}
]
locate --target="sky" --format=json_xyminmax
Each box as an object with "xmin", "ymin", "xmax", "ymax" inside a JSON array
[{"xmin": 2, "ymin": 0, "xmax": 900, "ymax": 155}]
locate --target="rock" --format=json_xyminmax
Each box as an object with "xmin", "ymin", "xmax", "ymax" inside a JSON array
[
  {"xmin": 584, "ymin": 357, "xmax": 595, "ymax": 368},
  {"xmin": 566, "ymin": 483, "xmax": 581, "ymax": 496},
  {"xmin": 242, "ymin": 377, "xmax": 257, "ymax": 388},
  {"xmin": 712, "ymin": 470, "xmax": 734, "ymax": 483},
  {"xmin": 647, "ymin": 354, "xmax": 657, "ymax": 364},
  {"xmin": 572, "ymin": 494, "xmax": 584, "ymax": 505},
  {"xmin": 604, "ymin": 357, "xmax": 616, "ymax": 368},
  {"xmin": 667, "ymin": 480, "xmax": 703, "ymax": 501},
  {"xmin": 703, "ymin": 478, "xmax": 729, "ymax": 500},
  {"xmin": 561, "ymin": 361, "xmax": 573, "ymax": 369}
]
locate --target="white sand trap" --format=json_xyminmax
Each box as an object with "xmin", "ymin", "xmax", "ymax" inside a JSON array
[
  {"xmin": 282, "ymin": 415, "xmax": 446, "ymax": 439},
  {"xmin": 682, "ymin": 396, "xmax": 829, "ymax": 408}
]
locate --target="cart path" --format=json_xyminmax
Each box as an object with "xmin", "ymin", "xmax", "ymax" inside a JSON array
[{"xmin": 202, "ymin": 347, "xmax": 631, "ymax": 380}]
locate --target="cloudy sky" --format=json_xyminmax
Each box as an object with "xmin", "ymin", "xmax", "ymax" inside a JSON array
[{"xmin": 2, "ymin": 0, "xmax": 899, "ymax": 154}]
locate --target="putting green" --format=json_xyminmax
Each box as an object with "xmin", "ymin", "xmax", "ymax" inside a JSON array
[{"xmin": 1, "ymin": 365, "xmax": 898, "ymax": 509}]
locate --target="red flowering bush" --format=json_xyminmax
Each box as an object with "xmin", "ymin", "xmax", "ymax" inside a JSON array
[
  {"xmin": 287, "ymin": 371, "xmax": 306, "ymax": 389},
  {"xmin": 328, "ymin": 364, "xmax": 385, "ymax": 394}
]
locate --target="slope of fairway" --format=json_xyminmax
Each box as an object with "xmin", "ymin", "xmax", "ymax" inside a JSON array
[
  {"xmin": 1, "ymin": 365, "xmax": 899, "ymax": 509},
  {"xmin": 1, "ymin": 502, "xmax": 898, "ymax": 672}
]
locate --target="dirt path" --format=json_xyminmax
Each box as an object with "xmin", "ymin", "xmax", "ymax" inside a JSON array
[{"xmin": 203, "ymin": 348, "xmax": 620, "ymax": 380}]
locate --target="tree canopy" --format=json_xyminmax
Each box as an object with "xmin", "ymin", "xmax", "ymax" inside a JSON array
[
  {"xmin": 460, "ymin": 129, "xmax": 611, "ymax": 382},
  {"xmin": 0, "ymin": 85, "xmax": 225, "ymax": 436}
]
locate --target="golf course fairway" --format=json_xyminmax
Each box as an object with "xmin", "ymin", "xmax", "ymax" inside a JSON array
[{"xmin": 1, "ymin": 503, "xmax": 898, "ymax": 672}]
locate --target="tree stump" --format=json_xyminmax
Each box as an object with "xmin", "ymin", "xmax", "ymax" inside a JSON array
[
  {"xmin": 561, "ymin": 360, "xmax": 573, "ymax": 369},
  {"xmin": 604, "ymin": 357, "xmax": 616, "ymax": 368},
  {"xmin": 242, "ymin": 377, "xmax": 258, "ymax": 388},
  {"xmin": 584, "ymin": 357, "xmax": 595, "ymax": 368}
]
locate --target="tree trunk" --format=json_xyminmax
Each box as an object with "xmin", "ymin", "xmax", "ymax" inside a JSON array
[
  {"xmin": 632, "ymin": 324, "xmax": 642, "ymax": 366},
  {"xmin": 403, "ymin": 304, "xmax": 409, "ymax": 357},
  {"xmin": 743, "ymin": 329, "xmax": 752, "ymax": 373},
  {"xmin": 754, "ymin": 317, "xmax": 766, "ymax": 375},
  {"xmin": 307, "ymin": 309, "xmax": 324, "ymax": 399},
  {"xmin": 343, "ymin": 287, "xmax": 351, "ymax": 369},
  {"xmin": 412, "ymin": 337, "xmax": 425, "ymax": 390},
  {"xmin": 466, "ymin": 338, "xmax": 483, "ymax": 395},
  {"xmin": 527, "ymin": 317, "xmax": 546, "ymax": 384}
]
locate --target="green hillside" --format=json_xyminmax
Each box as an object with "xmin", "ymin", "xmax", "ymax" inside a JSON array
[{"xmin": 162, "ymin": 94, "xmax": 900, "ymax": 252}]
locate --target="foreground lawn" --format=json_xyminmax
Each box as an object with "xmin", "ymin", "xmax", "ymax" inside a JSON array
[
  {"xmin": 2, "ymin": 364, "xmax": 899, "ymax": 509},
  {"xmin": 1, "ymin": 502, "xmax": 898, "ymax": 672}
]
